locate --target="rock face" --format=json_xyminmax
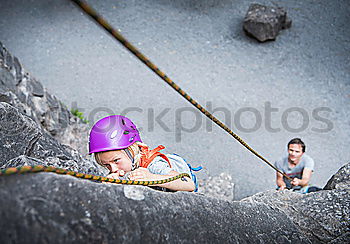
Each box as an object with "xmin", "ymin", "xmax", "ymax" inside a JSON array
[
  {"xmin": 0, "ymin": 173, "xmax": 309, "ymax": 243},
  {"xmin": 198, "ymin": 172, "xmax": 235, "ymax": 201},
  {"xmin": 0, "ymin": 162, "xmax": 348, "ymax": 243},
  {"xmin": 0, "ymin": 41, "xmax": 90, "ymax": 156},
  {"xmin": 324, "ymin": 162, "xmax": 350, "ymax": 190},
  {"xmin": 243, "ymin": 3, "xmax": 292, "ymax": 42},
  {"xmin": 243, "ymin": 179, "xmax": 350, "ymax": 243},
  {"xmin": 0, "ymin": 102, "xmax": 106, "ymax": 175}
]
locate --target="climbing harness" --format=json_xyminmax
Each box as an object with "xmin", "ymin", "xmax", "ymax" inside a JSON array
[
  {"xmin": 188, "ymin": 164, "xmax": 203, "ymax": 192},
  {"xmin": 0, "ymin": 165, "xmax": 190, "ymax": 185},
  {"xmin": 139, "ymin": 145, "xmax": 172, "ymax": 168},
  {"xmin": 70, "ymin": 0, "xmax": 292, "ymax": 180},
  {"xmin": 176, "ymin": 153, "xmax": 202, "ymax": 192}
]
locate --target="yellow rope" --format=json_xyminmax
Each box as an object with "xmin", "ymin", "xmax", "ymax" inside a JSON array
[
  {"xmin": 0, "ymin": 165, "xmax": 190, "ymax": 185},
  {"xmin": 70, "ymin": 0, "xmax": 292, "ymax": 180}
]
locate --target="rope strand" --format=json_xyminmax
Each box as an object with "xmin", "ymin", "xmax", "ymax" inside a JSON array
[{"xmin": 0, "ymin": 165, "xmax": 190, "ymax": 185}]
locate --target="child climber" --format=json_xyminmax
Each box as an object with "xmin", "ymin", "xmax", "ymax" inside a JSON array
[{"xmin": 89, "ymin": 115, "xmax": 200, "ymax": 192}]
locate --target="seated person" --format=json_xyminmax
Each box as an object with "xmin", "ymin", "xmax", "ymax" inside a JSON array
[
  {"xmin": 89, "ymin": 115, "xmax": 200, "ymax": 192},
  {"xmin": 274, "ymin": 138, "xmax": 320, "ymax": 193}
]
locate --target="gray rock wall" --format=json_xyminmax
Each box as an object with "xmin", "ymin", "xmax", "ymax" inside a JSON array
[
  {"xmin": 0, "ymin": 101, "xmax": 105, "ymax": 175},
  {"xmin": 243, "ymin": 182, "xmax": 350, "ymax": 243},
  {"xmin": 0, "ymin": 162, "xmax": 348, "ymax": 243},
  {"xmin": 0, "ymin": 41, "xmax": 90, "ymax": 156},
  {"xmin": 0, "ymin": 173, "xmax": 309, "ymax": 244},
  {"xmin": 324, "ymin": 163, "xmax": 350, "ymax": 190}
]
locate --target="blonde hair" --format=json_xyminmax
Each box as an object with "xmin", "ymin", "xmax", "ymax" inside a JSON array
[{"xmin": 94, "ymin": 141, "xmax": 147, "ymax": 169}]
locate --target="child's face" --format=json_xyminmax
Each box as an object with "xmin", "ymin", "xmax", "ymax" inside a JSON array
[{"xmin": 98, "ymin": 150, "xmax": 133, "ymax": 174}]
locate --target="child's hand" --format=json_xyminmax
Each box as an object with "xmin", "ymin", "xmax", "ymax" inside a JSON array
[
  {"xmin": 129, "ymin": 168, "xmax": 154, "ymax": 181},
  {"xmin": 106, "ymin": 170, "xmax": 125, "ymax": 179}
]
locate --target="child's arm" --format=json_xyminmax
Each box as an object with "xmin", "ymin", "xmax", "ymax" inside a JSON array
[{"xmin": 129, "ymin": 168, "xmax": 195, "ymax": 192}]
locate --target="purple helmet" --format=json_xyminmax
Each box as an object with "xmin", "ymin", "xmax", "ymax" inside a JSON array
[{"xmin": 89, "ymin": 115, "xmax": 142, "ymax": 154}]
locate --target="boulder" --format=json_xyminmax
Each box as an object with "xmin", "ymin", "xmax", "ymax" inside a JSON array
[
  {"xmin": 324, "ymin": 162, "xmax": 350, "ymax": 190},
  {"xmin": 243, "ymin": 3, "xmax": 292, "ymax": 42},
  {"xmin": 243, "ymin": 188, "xmax": 350, "ymax": 243}
]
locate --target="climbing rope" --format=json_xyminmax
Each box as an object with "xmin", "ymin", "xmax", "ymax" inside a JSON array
[
  {"xmin": 0, "ymin": 165, "xmax": 190, "ymax": 185},
  {"xmin": 70, "ymin": 0, "xmax": 292, "ymax": 180}
]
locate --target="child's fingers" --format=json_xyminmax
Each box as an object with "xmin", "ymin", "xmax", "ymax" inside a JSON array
[
  {"xmin": 106, "ymin": 173, "xmax": 120, "ymax": 179},
  {"xmin": 129, "ymin": 171, "xmax": 145, "ymax": 180}
]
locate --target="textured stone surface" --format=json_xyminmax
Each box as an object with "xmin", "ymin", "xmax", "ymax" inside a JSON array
[
  {"xmin": 243, "ymin": 3, "xmax": 292, "ymax": 42},
  {"xmin": 0, "ymin": 165, "xmax": 349, "ymax": 243},
  {"xmin": 0, "ymin": 63, "xmax": 16, "ymax": 92},
  {"xmin": 0, "ymin": 102, "xmax": 41, "ymax": 162},
  {"xmin": 2, "ymin": 155, "xmax": 45, "ymax": 168},
  {"xmin": 198, "ymin": 172, "xmax": 235, "ymax": 201},
  {"xmin": 243, "ymin": 163, "xmax": 350, "ymax": 243},
  {"xmin": 0, "ymin": 173, "xmax": 310, "ymax": 244},
  {"xmin": 0, "ymin": 102, "xmax": 106, "ymax": 176},
  {"xmin": 0, "ymin": 41, "xmax": 90, "ymax": 156},
  {"xmin": 29, "ymin": 78, "xmax": 44, "ymax": 97},
  {"xmin": 324, "ymin": 162, "xmax": 350, "ymax": 190},
  {"xmin": 244, "ymin": 189, "xmax": 350, "ymax": 243}
]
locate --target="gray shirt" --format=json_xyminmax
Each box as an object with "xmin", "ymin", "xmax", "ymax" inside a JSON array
[{"xmin": 274, "ymin": 154, "xmax": 314, "ymax": 189}]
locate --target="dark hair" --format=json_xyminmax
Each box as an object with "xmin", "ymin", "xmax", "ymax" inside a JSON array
[{"xmin": 287, "ymin": 138, "xmax": 305, "ymax": 152}]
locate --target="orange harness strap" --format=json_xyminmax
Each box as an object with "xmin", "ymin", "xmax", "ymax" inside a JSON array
[{"xmin": 139, "ymin": 145, "xmax": 172, "ymax": 169}]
